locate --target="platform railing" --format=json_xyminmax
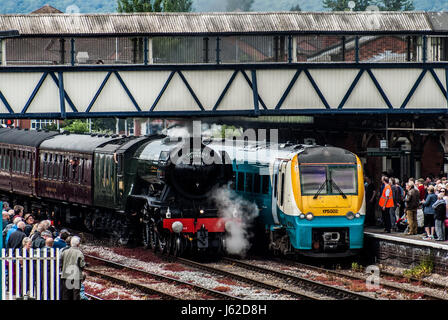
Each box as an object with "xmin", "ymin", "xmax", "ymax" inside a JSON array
[{"xmin": 0, "ymin": 248, "xmax": 60, "ymax": 300}]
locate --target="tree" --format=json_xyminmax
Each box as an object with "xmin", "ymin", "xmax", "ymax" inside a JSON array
[
  {"xmin": 323, "ymin": 0, "xmax": 371, "ymax": 11},
  {"xmin": 226, "ymin": 0, "xmax": 254, "ymax": 12},
  {"xmin": 376, "ymin": 0, "xmax": 415, "ymax": 10},
  {"xmin": 290, "ymin": 3, "xmax": 302, "ymax": 11},
  {"xmin": 117, "ymin": 0, "xmax": 192, "ymax": 12},
  {"xmin": 61, "ymin": 120, "xmax": 89, "ymax": 134},
  {"xmin": 117, "ymin": 0, "xmax": 161, "ymax": 12}
]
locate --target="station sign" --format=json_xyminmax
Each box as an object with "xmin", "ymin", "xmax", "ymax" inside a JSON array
[{"xmin": 366, "ymin": 148, "xmax": 402, "ymax": 157}]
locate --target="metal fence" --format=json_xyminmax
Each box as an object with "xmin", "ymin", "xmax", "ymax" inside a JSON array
[{"xmin": 1, "ymin": 248, "xmax": 60, "ymax": 300}]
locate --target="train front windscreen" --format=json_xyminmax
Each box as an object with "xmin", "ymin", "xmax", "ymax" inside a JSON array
[{"xmin": 299, "ymin": 164, "xmax": 358, "ymax": 196}]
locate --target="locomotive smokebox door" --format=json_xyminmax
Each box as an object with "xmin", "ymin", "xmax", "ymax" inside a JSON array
[{"xmin": 197, "ymin": 225, "xmax": 209, "ymax": 249}]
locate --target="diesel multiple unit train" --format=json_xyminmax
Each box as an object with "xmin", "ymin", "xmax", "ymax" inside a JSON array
[{"xmin": 0, "ymin": 127, "xmax": 365, "ymax": 257}]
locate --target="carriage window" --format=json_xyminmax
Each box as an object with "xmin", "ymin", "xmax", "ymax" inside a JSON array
[
  {"xmin": 245, "ymin": 173, "xmax": 253, "ymax": 193},
  {"xmin": 26, "ymin": 152, "xmax": 31, "ymax": 174},
  {"xmin": 262, "ymin": 176, "xmax": 269, "ymax": 194},
  {"xmin": 48, "ymin": 154, "xmax": 53, "ymax": 178},
  {"xmin": 237, "ymin": 172, "xmax": 244, "ymax": 192},
  {"xmin": 329, "ymin": 166, "xmax": 357, "ymax": 194},
  {"xmin": 254, "ymin": 173, "xmax": 261, "ymax": 193},
  {"xmin": 59, "ymin": 155, "xmax": 64, "ymax": 179},
  {"xmin": 21, "ymin": 151, "xmax": 25, "ymax": 173},
  {"xmin": 300, "ymin": 165, "xmax": 327, "ymax": 195},
  {"xmin": 5, "ymin": 149, "xmax": 9, "ymax": 170},
  {"xmin": 53, "ymin": 154, "xmax": 58, "ymax": 179},
  {"xmin": 13, "ymin": 151, "xmax": 17, "ymax": 172},
  {"xmin": 43, "ymin": 153, "xmax": 48, "ymax": 178}
]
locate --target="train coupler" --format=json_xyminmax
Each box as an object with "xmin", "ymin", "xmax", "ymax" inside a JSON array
[{"xmin": 197, "ymin": 224, "xmax": 209, "ymax": 249}]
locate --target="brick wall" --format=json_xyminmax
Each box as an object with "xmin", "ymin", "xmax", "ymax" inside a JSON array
[
  {"xmin": 421, "ymin": 136, "xmax": 443, "ymax": 178},
  {"xmin": 345, "ymin": 36, "xmax": 407, "ymax": 61}
]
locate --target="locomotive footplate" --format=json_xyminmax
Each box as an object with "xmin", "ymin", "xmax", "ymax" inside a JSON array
[
  {"xmin": 312, "ymin": 228, "xmax": 349, "ymax": 253},
  {"xmin": 197, "ymin": 225, "xmax": 209, "ymax": 249}
]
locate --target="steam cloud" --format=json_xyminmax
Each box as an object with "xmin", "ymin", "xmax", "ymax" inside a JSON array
[{"xmin": 211, "ymin": 186, "xmax": 259, "ymax": 256}]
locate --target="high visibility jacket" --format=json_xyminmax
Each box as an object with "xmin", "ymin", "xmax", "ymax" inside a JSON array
[{"xmin": 379, "ymin": 184, "xmax": 394, "ymax": 208}]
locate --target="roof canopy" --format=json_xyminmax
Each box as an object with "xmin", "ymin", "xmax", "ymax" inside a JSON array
[{"xmin": 0, "ymin": 11, "xmax": 442, "ymax": 37}]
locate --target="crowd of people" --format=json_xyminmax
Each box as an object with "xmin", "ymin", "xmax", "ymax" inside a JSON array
[
  {"xmin": 365, "ymin": 175, "xmax": 448, "ymax": 241},
  {"xmin": 1, "ymin": 202, "xmax": 87, "ymax": 300}
]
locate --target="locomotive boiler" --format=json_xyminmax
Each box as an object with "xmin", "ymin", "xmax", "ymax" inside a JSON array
[{"xmin": 128, "ymin": 136, "xmax": 233, "ymax": 256}]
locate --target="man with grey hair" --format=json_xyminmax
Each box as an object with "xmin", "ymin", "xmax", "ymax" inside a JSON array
[
  {"xmin": 6, "ymin": 221, "xmax": 26, "ymax": 250},
  {"xmin": 32, "ymin": 230, "xmax": 52, "ymax": 249},
  {"xmin": 60, "ymin": 236, "xmax": 86, "ymax": 300}
]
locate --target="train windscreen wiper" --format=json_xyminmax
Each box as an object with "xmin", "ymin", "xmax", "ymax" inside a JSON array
[
  {"xmin": 330, "ymin": 179, "xmax": 347, "ymax": 199},
  {"xmin": 313, "ymin": 178, "xmax": 328, "ymax": 199}
]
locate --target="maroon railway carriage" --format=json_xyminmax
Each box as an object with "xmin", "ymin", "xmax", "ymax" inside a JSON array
[
  {"xmin": 37, "ymin": 132, "xmax": 120, "ymax": 206},
  {"xmin": 0, "ymin": 128, "xmax": 60, "ymax": 197}
]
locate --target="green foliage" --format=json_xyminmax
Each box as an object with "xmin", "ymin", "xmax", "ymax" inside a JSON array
[
  {"xmin": 351, "ymin": 262, "xmax": 364, "ymax": 272},
  {"xmin": 376, "ymin": 0, "xmax": 415, "ymax": 10},
  {"xmin": 117, "ymin": 0, "xmax": 192, "ymax": 12},
  {"xmin": 61, "ymin": 119, "xmax": 89, "ymax": 134},
  {"xmin": 403, "ymin": 256, "xmax": 434, "ymax": 279},
  {"xmin": 227, "ymin": 0, "xmax": 254, "ymax": 11},
  {"xmin": 290, "ymin": 3, "xmax": 302, "ymax": 11},
  {"xmin": 323, "ymin": 0, "xmax": 370, "ymax": 11},
  {"xmin": 0, "ymin": 0, "xmax": 446, "ymax": 15}
]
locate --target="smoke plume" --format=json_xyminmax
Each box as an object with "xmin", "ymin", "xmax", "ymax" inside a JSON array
[{"xmin": 211, "ymin": 186, "xmax": 259, "ymax": 256}]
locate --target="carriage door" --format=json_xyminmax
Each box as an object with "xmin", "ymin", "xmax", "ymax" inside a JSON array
[
  {"xmin": 278, "ymin": 161, "xmax": 288, "ymax": 211},
  {"xmin": 271, "ymin": 160, "xmax": 282, "ymax": 225}
]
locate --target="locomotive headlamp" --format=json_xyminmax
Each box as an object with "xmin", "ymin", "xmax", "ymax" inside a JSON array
[
  {"xmin": 199, "ymin": 209, "xmax": 205, "ymax": 215},
  {"xmin": 299, "ymin": 213, "xmax": 306, "ymax": 219},
  {"xmin": 346, "ymin": 211, "xmax": 355, "ymax": 220},
  {"xmin": 305, "ymin": 212, "xmax": 314, "ymax": 221},
  {"xmin": 225, "ymin": 220, "xmax": 233, "ymax": 232},
  {"xmin": 171, "ymin": 221, "xmax": 183, "ymax": 233},
  {"xmin": 355, "ymin": 213, "xmax": 361, "ymax": 218}
]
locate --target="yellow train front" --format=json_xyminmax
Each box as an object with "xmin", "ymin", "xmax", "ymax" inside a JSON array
[{"xmin": 269, "ymin": 145, "xmax": 365, "ymax": 258}]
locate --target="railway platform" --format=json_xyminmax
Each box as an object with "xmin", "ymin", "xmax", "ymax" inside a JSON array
[{"xmin": 363, "ymin": 226, "xmax": 448, "ymax": 276}]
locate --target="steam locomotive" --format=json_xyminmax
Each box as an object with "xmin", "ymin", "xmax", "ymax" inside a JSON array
[
  {"xmin": 0, "ymin": 127, "xmax": 365, "ymax": 257},
  {"xmin": 0, "ymin": 128, "xmax": 234, "ymax": 256}
]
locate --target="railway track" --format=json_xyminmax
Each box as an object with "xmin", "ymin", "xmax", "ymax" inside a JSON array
[
  {"xmin": 172, "ymin": 256, "xmax": 373, "ymax": 300},
  {"xmin": 84, "ymin": 254, "xmax": 243, "ymax": 300},
  {"xmin": 84, "ymin": 293, "xmax": 104, "ymax": 300},
  {"xmin": 271, "ymin": 257, "xmax": 447, "ymax": 300}
]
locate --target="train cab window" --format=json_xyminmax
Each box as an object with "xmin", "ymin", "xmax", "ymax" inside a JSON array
[
  {"xmin": 254, "ymin": 173, "xmax": 261, "ymax": 193},
  {"xmin": 237, "ymin": 172, "xmax": 244, "ymax": 192},
  {"xmin": 329, "ymin": 166, "xmax": 357, "ymax": 194},
  {"xmin": 116, "ymin": 154, "xmax": 123, "ymax": 175},
  {"xmin": 245, "ymin": 173, "xmax": 253, "ymax": 193},
  {"xmin": 300, "ymin": 165, "xmax": 327, "ymax": 195}
]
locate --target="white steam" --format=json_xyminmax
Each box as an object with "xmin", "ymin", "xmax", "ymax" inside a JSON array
[{"xmin": 211, "ymin": 186, "xmax": 259, "ymax": 256}]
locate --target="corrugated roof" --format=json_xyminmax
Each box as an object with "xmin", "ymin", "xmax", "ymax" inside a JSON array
[
  {"xmin": 40, "ymin": 134, "xmax": 120, "ymax": 153},
  {"xmin": 0, "ymin": 12, "xmax": 437, "ymax": 37},
  {"xmin": 0, "ymin": 128, "xmax": 59, "ymax": 147}
]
